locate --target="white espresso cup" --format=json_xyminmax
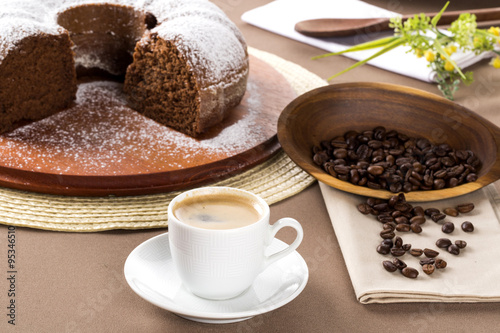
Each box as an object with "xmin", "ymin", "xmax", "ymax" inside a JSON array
[{"xmin": 168, "ymin": 186, "xmax": 303, "ymax": 300}]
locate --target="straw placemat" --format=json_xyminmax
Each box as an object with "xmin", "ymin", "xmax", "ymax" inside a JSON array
[{"xmin": 0, "ymin": 47, "xmax": 326, "ymax": 232}]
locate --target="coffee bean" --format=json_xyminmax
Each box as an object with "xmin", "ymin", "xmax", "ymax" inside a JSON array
[
  {"xmin": 396, "ymin": 224, "xmax": 411, "ymax": 232},
  {"xmin": 413, "ymin": 206, "xmax": 425, "ymax": 217},
  {"xmin": 425, "ymin": 208, "xmax": 440, "ymax": 217},
  {"xmin": 431, "ymin": 213, "xmax": 446, "ymax": 222},
  {"xmin": 357, "ymin": 203, "xmax": 372, "ymax": 214},
  {"xmin": 378, "ymin": 215, "xmax": 394, "ymax": 223},
  {"xmin": 420, "ymin": 258, "xmax": 435, "ymax": 265},
  {"xmin": 401, "ymin": 267, "xmax": 419, "ymax": 278},
  {"xmin": 443, "ymin": 207, "xmax": 459, "ymax": 217},
  {"xmin": 394, "ymin": 202, "xmax": 412, "ymax": 213},
  {"xmin": 392, "ymin": 258, "xmax": 407, "ymax": 270},
  {"xmin": 394, "ymin": 236, "xmax": 403, "ymax": 248},
  {"xmin": 457, "ymin": 203, "xmax": 475, "ymax": 214},
  {"xmin": 367, "ymin": 165, "xmax": 384, "ymax": 176},
  {"xmin": 461, "ymin": 221, "xmax": 474, "ymax": 232},
  {"xmin": 409, "ymin": 248, "xmax": 423, "ymax": 257},
  {"xmin": 377, "ymin": 244, "xmax": 391, "ymax": 255},
  {"xmin": 334, "ymin": 165, "xmax": 350, "ymax": 175},
  {"xmin": 422, "ymin": 264, "xmax": 435, "ymax": 275},
  {"xmin": 466, "ymin": 173, "xmax": 478, "ymax": 182},
  {"xmin": 435, "ymin": 258, "xmax": 447, "ymax": 269},
  {"xmin": 391, "ymin": 247, "xmax": 406, "ymax": 257},
  {"xmin": 395, "ymin": 216, "xmax": 409, "ymax": 225},
  {"xmin": 455, "ymin": 240, "xmax": 467, "ymax": 248},
  {"xmin": 436, "ymin": 238, "xmax": 452, "ymax": 248},
  {"xmin": 410, "ymin": 223, "xmax": 423, "ymax": 233},
  {"xmin": 382, "ymin": 239, "xmax": 394, "ymax": 247},
  {"xmin": 333, "ymin": 148, "xmax": 348, "ymax": 159},
  {"xmin": 383, "ymin": 260, "xmax": 398, "ymax": 272},
  {"xmin": 442, "ymin": 222, "xmax": 455, "ymax": 234},
  {"xmin": 448, "ymin": 244, "xmax": 460, "ymax": 255},
  {"xmin": 380, "ymin": 230, "xmax": 395, "ymax": 239},
  {"xmin": 402, "ymin": 243, "xmax": 412, "ymax": 251},
  {"xmin": 410, "ymin": 216, "xmax": 426, "ymax": 225},
  {"xmin": 383, "ymin": 222, "xmax": 396, "ymax": 231},
  {"xmin": 424, "ymin": 248, "xmax": 439, "ymax": 258}
]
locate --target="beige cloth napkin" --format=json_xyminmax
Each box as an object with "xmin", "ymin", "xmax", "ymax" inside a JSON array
[{"xmin": 320, "ymin": 182, "xmax": 500, "ymax": 304}]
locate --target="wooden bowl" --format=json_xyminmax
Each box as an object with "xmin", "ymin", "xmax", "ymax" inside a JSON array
[{"xmin": 278, "ymin": 82, "xmax": 500, "ymax": 202}]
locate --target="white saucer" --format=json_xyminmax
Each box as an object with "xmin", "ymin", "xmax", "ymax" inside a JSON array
[{"xmin": 124, "ymin": 232, "xmax": 308, "ymax": 324}]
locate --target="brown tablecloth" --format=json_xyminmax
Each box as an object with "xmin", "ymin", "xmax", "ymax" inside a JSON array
[{"xmin": 2, "ymin": 0, "xmax": 500, "ymax": 331}]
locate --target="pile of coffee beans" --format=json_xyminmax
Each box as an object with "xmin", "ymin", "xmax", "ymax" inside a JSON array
[
  {"xmin": 357, "ymin": 193, "xmax": 476, "ymax": 278},
  {"xmin": 312, "ymin": 126, "xmax": 481, "ymax": 193}
]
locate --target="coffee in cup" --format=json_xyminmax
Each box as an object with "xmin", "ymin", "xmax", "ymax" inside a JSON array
[
  {"xmin": 173, "ymin": 193, "xmax": 262, "ymax": 230},
  {"xmin": 168, "ymin": 186, "xmax": 304, "ymax": 300}
]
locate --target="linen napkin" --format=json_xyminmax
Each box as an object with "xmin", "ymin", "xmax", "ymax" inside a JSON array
[
  {"xmin": 319, "ymin": 182, "xmax": 500, "ymax": 304},
  {"xmin": 241, "ymin": 0, "xmax": 493, "ymax": 82}
]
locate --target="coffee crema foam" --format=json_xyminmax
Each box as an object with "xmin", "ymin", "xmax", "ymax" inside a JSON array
[{"xmin": 173, "ymin": 194, "xmax": 263, "ymax": 230}]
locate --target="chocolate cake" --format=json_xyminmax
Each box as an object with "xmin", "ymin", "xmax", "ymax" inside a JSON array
[{"xmin": 0, "ymin": 0, "xmax": 249, "ymax": 137}]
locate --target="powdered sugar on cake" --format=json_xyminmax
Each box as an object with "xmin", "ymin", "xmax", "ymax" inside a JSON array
[{"xmin": 0, "ymin": 80, "xmax": 266, "ymax": 175}]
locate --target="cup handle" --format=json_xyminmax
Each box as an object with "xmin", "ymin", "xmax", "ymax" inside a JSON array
[{"xmin": 263, "ymin": 218, "xmax": 303, "ymax": 269}]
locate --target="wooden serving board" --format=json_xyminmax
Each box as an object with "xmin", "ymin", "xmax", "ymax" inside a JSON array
[{"xmin": 0, "ymin": 56, "xmax": 296, "ymax": 196}]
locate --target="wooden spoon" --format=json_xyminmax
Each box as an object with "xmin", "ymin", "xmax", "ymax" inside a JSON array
[{"xmin": 295, "ymin": 7, "xmax": 500, "ymax": 37}]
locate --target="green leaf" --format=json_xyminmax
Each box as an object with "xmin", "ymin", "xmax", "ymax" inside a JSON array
[
  {"xmin": 431, "ymin": 1, "xmax": 450, "ymax": 27},
  {"xmin": 326, "ymin": 38, "xmax": 406, "ymax": 80},
  {"xmin": 312, "ymin": 36, "xmax": 401, "ymax": 60}
]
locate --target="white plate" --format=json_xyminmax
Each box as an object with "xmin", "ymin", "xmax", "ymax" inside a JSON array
[{"xmin": 124, "ymin": 232, "xmax": 309, "ymax": 324}]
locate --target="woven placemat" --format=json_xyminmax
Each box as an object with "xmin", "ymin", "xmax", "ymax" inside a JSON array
[{"xmin": 0, "ymin": 48, "xmax": 327, "ymax": 232}]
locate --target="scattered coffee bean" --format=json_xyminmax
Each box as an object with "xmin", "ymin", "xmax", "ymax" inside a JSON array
[
  {"xmin": 383, "ymin": 222, "xmax": 396, "ymax": 231},
  {"xmin": 435, "ymin": 258, "xmax": 447, "ymax": 269},
  {"xmin": 425, "ymin": 208, "xmax": 440, "ymax": 217},
  {"xmin": 410, "ymin": 223, "xmax": 422, "ymax": 233},
  {"xmin": 402, "ymin": 267, "xmax": 419, "ymax": 279},
  {"xmin": 359, "ymin": 194, "xmax": 476, "ymax": 279},
  {"xmin": 377, "ymin": 244, "xmax": 391, "ymax": 255},
  {"xmin": 456, "ymin": 203, "xmax": 475, "ymax": 214},
  {"xmin": 420, "ymin": 258, "xmax": 435, "ymax": 266},
  {"xmin": 422, "ymin": 263, "xmax": 435, "ymax": 275},
  {"xmin": 357, "ymin": 203, "xmax": 372, "ymax": 214},
  {"xmin": 410, "ymin": 215, "xmax": 426, "ymax": 225},
  {"xmin": 395, "ymin": 216, "xmax": 409, "ymax": 225},
  {"xmin": 391, "ymin": 247, "xmax": 406, "ymax": 257},
  {"xmin": 436, "ymin": 238, "xmax": 452, "ymax": 248},
  {"xmin": 396, "ymin": 223, "xmax": 411, "ymax": 232},
  {"xmin": 424, "ymin": 248, "xmax": 439, "ymax": 258},
  {"xmin": 443, "ymin": 207, "xmax": 459, "ymax": 217},
  {"xmin": 442, "ymin": 222, "xmax": 455, "ymax": 234},
  {"xmin": 413, "ymin": 206, "xmax": 425, "ymax": 217},
  {"xmin": 392, "ymin": 257, "xmax": 407, "ymax": 270},
  {"xmin": 448, "ymin": 244, "xmax": 461, "ymax": 255},
  {"xmin": 461, "ymin": 221, "xmax": 474, "ymax": 232},
  {"xmin": 431, "ymin": 213, "xmax": 446, "ymax": 222},
  {"xmin": 383, "ymin": 260, "xmax": 398, "ymax": 272},
  {"xmin": 380, "ymin": 230, "xmax": 395, "ymax": 239},
  {"xmin": 409, "ymin": 248, "xmax": 423, "ymax": 257},
  {"xmin": 382, "ymin": 239, "xmax": 394, "ymax": 247}
]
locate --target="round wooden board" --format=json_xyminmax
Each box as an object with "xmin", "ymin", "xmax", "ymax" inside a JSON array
[{"xmin": 0, "ymin": 55, "xmax": 296, "ymax": 196}]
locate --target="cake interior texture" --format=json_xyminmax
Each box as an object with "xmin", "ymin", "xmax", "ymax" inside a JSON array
[
  {"xmin": 0, "ymin": 1, "xmax": 248, "ymax": 137},
  {"xmin": 0, "ymin": 32, "xmax": 77, "ymax": 133},
  {"xmin": 124, "ymin": 35, "xmax": 201, "ymax": 137}
]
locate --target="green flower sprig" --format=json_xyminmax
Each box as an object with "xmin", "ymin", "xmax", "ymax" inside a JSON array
[{"xmin": 313, "ymin": 2, "xmax": 500, "ymax": 100}]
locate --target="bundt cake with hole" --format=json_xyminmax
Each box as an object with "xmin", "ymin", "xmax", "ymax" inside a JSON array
[{"xmin": 0, "ymin": 0, "xmax": 248, "ymax": 137}]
